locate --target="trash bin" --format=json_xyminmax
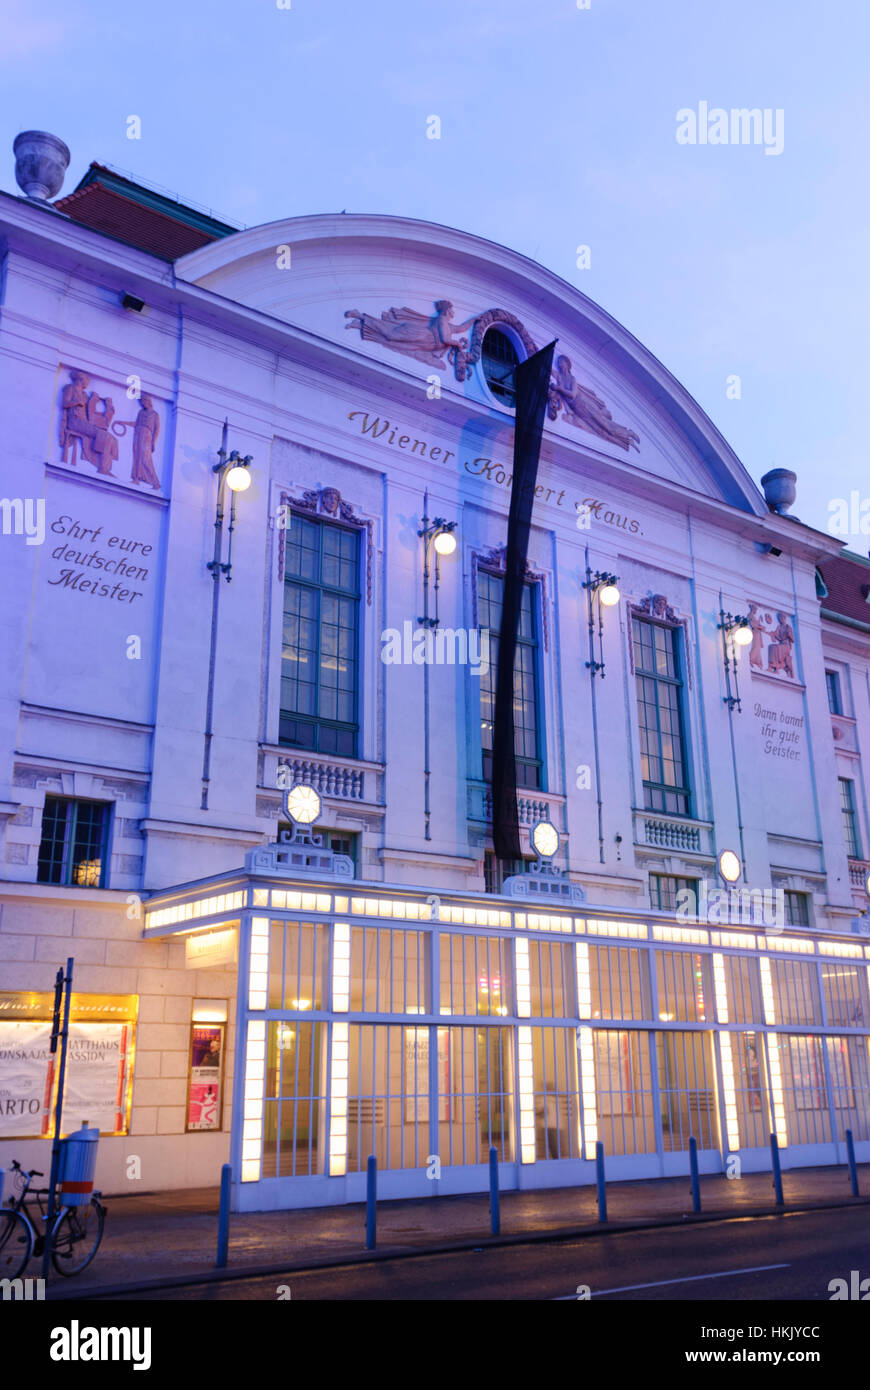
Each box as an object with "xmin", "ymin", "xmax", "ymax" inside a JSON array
[{"xmin": 57, "ymin": 1121, "xmax": 99, "ymax": 1206}]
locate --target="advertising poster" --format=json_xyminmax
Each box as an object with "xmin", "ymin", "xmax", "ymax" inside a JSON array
[
  {"xmin": 0, "ymin": 1021, "xmax": 53, "ymax": 1138},
  {"xmin": 187, "ymin": 1024, "xmax": 224, "ymax": 1131},
  {"xmin": 61, "ymin": 1022, "xmax": 130, "ymax": 1134}
]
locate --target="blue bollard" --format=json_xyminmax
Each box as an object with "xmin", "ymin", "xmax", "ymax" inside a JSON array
[
  {"xmin": 770, "ymin": 1132, "xmax": 784, "ymax": 1206},
  {"xmin": 595, "ymin": 1140, "xmax": 607, "ymax": 1222},
  {"xmin": 689, "ymin": 1136, "xmax": 701, "ymax": 1213},
  {"xmin": 366, "ymin": 1155, "xmax": 377, "ymax": 1250},
  {"xmin": 216, "ymin": 1162, "xmax": 231, "ymax": 1267},
  {"xmin": 845, "ymin": 1129, "xmax": 860, "ymax": 1196},
  {"xmin": 489, "ymin": 1146, "xmax": 500, "ymax": 1235}
]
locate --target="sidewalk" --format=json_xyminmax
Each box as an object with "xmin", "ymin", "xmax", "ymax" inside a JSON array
[{"xmin": 44, "ymin": 1161, "xmax": 870, "ymax": 1297}]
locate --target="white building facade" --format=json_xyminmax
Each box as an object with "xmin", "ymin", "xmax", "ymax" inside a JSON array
[{"xmin": 1, "ymin": 144, "xmax": 869, "ymax": 1209}]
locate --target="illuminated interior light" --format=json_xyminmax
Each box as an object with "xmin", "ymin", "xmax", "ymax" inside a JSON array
[
  {"xmin": 718, "ymin": 1032, "xmax": 741, "ymax": 1151},
  {"xmin": 517, "ymin": 1026, "xmax": 536, "ymax": 1163},
  {"xmin": 575, "ymin": 1025, "xmax": 599, "ymax": 1159},
  {"xmin": 575, "ymin": 943, "xmax": 592, "ymax": 1021},
  {"xmin": 241, "ymin": 1019, "xmax": 266, "ymax": 1182},
  {"xmin": 248, "ymin": 916, "xmax": 270, "ymax": 1010},
  {"xmin": 332, "ymin": 923, "xmax": 350, "ymax": 1012},
  {"xmin": 329, "ymin": 1021, "xmax": 350, "ymax": 1175},
  {"xmin": 515, "ymin": 938, "xmax": 531, "ymax": 1019}
]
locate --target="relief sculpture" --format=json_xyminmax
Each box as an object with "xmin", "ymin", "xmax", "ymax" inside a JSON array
[
  {"xmin": 58, "ymin": 369, "xmax": 162, "ymax": 490},
  {"xmin": 746, "ymin": 601, "xmax": 796, "ymax": 680},
  {"xmin": 344, "ymin": 300, "xmax": 641, "ymax": 451}
]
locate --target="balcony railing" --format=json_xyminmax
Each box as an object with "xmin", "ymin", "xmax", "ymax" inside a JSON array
[{"xmin": 634, "ymin": 810, "xmax": 713, "ymax": 856}]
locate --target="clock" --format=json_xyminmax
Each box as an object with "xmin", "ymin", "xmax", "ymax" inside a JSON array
[
  {"xmin": 284, "ymin": 784, "xmax": 322, "ymax": 826},
  {"xmin": 531, "ymin": 820, "xmax": 559, "ymax": 860}
]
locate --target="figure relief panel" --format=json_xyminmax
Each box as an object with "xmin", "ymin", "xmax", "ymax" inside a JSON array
[{"xmin": 55, "ymin": 367, "xmax": 167, "ymax": 495}]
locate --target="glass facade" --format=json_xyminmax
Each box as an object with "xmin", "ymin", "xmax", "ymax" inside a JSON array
[{"xmin": 163, "ymin": 890, "xmax": 870, "ymax": 1199}]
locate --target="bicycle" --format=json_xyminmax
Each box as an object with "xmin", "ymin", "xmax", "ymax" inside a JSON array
[{"xmin": 0, "ymin": 1159, "xmax": 106, "ymax": 1278}]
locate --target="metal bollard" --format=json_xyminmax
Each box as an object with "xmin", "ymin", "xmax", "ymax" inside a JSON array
[
  {"xmin": 489, "ymin": 1146, "xmax": 500, "ymax": 1236},
  {"xmin": 689, "ymin": 1136, "xmax": 701, "ymax": 1213},
  {"xmin": 216, "ymin": 1162, "xmax": 231, "ymax": 1267},
  {"xmin": 595, "ymin": 1140, "xmax": 607, "ymax": 1223},
  {"xmin": 366, "ymin": 1154, "xmax": 377, "ymax": 1250},
  {"xmin": 845, "ymin": 1129, "xmax": 860, "ymax": 1197},
  {"xmin": 770, "ymin": 1132, "xmax": 784, "ymax": 1206}
]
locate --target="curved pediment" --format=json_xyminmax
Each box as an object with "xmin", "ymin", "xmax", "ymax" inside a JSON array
[{"xmin": 177, "ymin": 214, "xmax": 765, "ymax": 515}]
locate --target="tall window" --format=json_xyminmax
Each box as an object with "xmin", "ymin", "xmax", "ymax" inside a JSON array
[
  {"xmin": 478, "ymin": 571, "xmax": 542, "ymax": 789},
  {"xmin": 37, "ymin": 797, "xmax": 109, "ymax": 887},
  {"xmin": 633, "ymin": 617, "xmax": 690, "ymax": 815},
  {"xmin": 281, "ymin": 517, "xmax": 359, "ymax": 756},
  {"xmin": 825, "ymin": 670, "xmax": 842, "ymax": 715},
  {"xmin": 649, "ymin": 873, "xmax": 699, "ymax": 912},
  {"xmin": 839, "ymin": 777, "xmax": 861, "ymax": 858}
]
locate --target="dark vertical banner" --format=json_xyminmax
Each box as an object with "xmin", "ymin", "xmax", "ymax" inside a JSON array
[{"xmin": 492, "ymin": 341, "xmax": 556, "ymax": 862}]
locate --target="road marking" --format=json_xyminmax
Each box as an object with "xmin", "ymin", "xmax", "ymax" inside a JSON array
[{"xmin": 552, "ymin": 1262, "xmax": 790, "ymax": 1298}]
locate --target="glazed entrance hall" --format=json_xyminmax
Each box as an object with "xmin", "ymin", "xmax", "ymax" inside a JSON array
[{"xmin": 144, "ymin": 863, "xmax": 870, "ymax": 1211}]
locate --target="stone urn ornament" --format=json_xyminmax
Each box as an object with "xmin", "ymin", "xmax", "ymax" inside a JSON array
[
  {"xmin": 13, "ymin": 130, "xmax": 70, "ymax": 202},
  {"xmin": 761, "ymin": 468, "xmax": 797, "ymax": 515}
]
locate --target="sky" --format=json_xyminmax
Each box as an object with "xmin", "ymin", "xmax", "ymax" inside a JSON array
[{"xmin": 2, "ymin": 0, "xmax": 868, "ymax": 550}]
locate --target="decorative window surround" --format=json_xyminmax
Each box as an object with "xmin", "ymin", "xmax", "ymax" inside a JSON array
[
  {"xmin": 626, "ymin": 593, "xmax": 693, "ymax": 689},
  {"xmin": 471, "ymin": 545, "xmax": 550, "ymax": 651},
  {"xmin": 277, "ymin": 486, "xmax": 374, "ymax": 603}
]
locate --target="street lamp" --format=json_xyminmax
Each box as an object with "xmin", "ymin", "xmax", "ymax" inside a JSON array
[
  {"xmin": 718, "ymin": 609, "xmax": 753, "ymax": 711},
  {"xmin": 583, "ymin": 567, "xmax": 620, "ymax": 676},
  {"xmin": 201, "ymin": 422, "xmax": 254, "ymax": 810},
  {"xmin": 417, "ymin": 490, "xmax": 458, "ymax": 842}
]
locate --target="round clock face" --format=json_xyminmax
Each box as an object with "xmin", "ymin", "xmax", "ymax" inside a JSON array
[
  {"xmin": 532, "ymin": 820, "xmax": 559, "ymax": 859},
  {"xmin": 718, "ymin": 849, "xmax": 741, "ymax": 883},
  {"xmin": 286, "ymin": 784, "xmax": 321, "ymax": 826}
]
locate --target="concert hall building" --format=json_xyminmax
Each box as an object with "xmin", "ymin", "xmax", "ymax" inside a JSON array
[{"xmin": 1, "ymin": 132, "xmax": 869, "ymax": 1210}]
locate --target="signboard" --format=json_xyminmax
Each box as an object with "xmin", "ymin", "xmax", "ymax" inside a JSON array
[
  {"xmin": 185, "ymin": 929, "xmax": 238, "ymax": 970},
  {"xmin": 186, "ymin": 1024, "xmax": 225, "ymax": 1132},
  {"xmin": 0, "ymin": 993, "xmax": 136, "ymax": 1137}
]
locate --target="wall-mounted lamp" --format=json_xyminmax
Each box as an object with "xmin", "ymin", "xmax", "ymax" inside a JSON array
[
  {"xmin": 718, "ymin": 608, "xmax": 752, "ymax": 711},
  {"xmin": 207, "ymin": 430, "xmax": 253, "ymax": 584},
  {"xmin": 201, "ymin": 423, "xmax": 254, "ymax": 810},
  {"xmin": 417, "ymin": 490, "xmax": 458, "ymax": 842},
  {"xmin": 583, "ymin": 567, "xmax": 621, "ymax": 677},
  {"xmin": 531, "ymin": 819, "xmax": 559, "ymax": 862},
  {"xmin": 282, "ymin": 783, "xmax": 324, "ymax": 847}
]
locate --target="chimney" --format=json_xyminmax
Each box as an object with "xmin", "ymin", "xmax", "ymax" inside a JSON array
[
  {"xmin": 13, "ymin": 130, "xmax": 70, "ymax": 202},
  {"xmin": 760, "ymin": 468, "xmax": 797, "ymax": 515}
]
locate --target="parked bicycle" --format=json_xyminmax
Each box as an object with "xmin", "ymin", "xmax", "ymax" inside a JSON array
[{"xmin": 0, "ymin": 1159, "xmax": 106, "ymax": 1278}]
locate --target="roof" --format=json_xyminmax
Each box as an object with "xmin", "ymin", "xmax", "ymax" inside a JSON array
[
  {"xmin": 818, "ymin": 548, "xmax": 870, "ymax": 629},
  {"xmin": 54, "ymin": 163, "xmax": 240, "ymax": 261}
]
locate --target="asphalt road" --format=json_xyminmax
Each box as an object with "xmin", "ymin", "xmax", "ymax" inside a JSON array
[{"xmin": 105, "ymin": 1204, "xmax": 870, "ymax": 1301}]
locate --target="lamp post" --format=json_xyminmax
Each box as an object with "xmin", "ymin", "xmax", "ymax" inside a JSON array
[
  {"xmin": 417, "ymin": 490, "xmax": 457, "ymax": 841},
  {"xmin": 582, "ymin": 553, "xmax": 620, "ymax": 864},
  {"xmin": 201, "ymin": 421, "xmax": 253, "ymax": 808}
]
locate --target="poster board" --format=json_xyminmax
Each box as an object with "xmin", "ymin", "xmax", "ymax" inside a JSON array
[
  {"xmin": 0, "ymin": 992, "xmax": 136, "ymax": 1138},
  {"xmin": 186, "ymin": 1023, "xmax": 225, "ymax": 1132}
]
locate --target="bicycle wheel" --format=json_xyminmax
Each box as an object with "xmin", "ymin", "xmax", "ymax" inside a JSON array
[
  {"xmin": 0, "ymin": 1208, "xmax": 34, "ymax": 1280},
  {"xmin": 50, "ymin": 1199, "xmax": 105, "ymax": 1276}
]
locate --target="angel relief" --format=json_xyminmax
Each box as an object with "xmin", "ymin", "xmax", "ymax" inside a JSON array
[
  {"xmin": 548, "ymin": 354, "xmax": 640, "ymax": 453},
  {"xmin": 344, "ymin": 301, "xmax": 476, "ymax": 368}
]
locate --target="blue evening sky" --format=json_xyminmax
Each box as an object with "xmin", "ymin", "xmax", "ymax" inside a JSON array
[{"xmin": 2, "ymin": 0, "xmax": 867, "ymax": 548}]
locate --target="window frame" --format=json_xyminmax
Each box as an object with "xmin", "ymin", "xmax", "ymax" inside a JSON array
[
  {"xmin": 825, "ymin": 669, "xmax": 843, "ymax": 716},
  {"xmin": 478, "ymin": 568, "xmax": 544, "ymax": 791},
  {"xmin": 37, "ymin": 796, "xmax": 111, "ymax": 889},
  {"xmin": 839, "ymin": 777, "xmax": 862, "ymax": 859},
  {"xmin": 632, "ymin": 614, "xmax": 692, "ymax": 817},
  {"xmin": 279, "ymin": 515, "xmax": 361, "ymax": 757}
]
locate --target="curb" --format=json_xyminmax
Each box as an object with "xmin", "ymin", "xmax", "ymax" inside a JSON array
[{"xmin": 47, "ymin": 1191, "xmax": 870, "ymax": 1299}]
